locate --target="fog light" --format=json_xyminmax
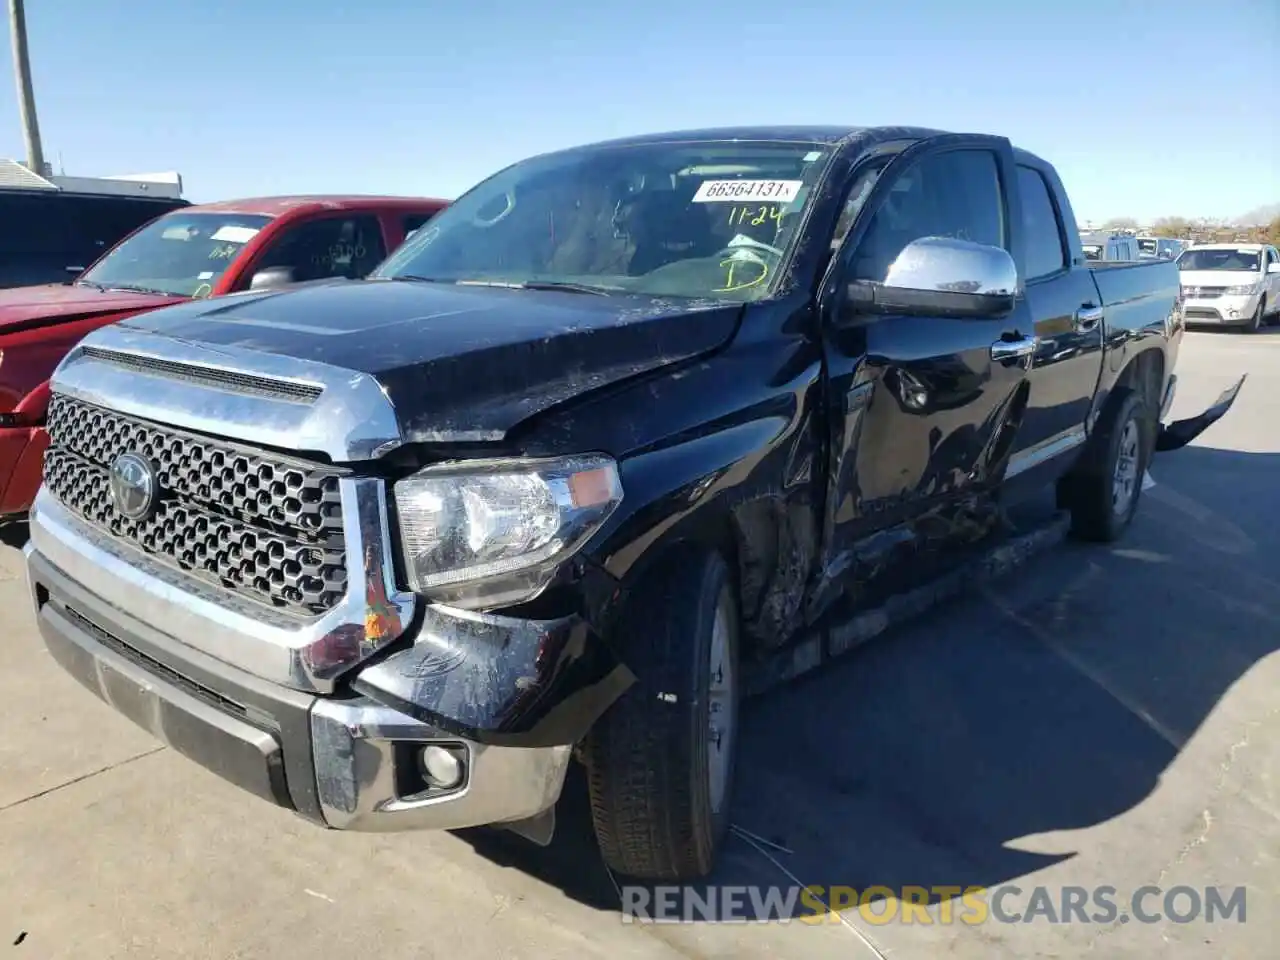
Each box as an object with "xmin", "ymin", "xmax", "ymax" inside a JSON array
[{"xmin": 419, "ymin": 745, "xmax": 465, "ymax": 789}]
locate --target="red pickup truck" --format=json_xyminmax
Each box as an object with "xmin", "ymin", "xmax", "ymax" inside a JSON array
[{"xmin": 0, "ymin": 194, "xmax": 448, "ymax": 519}]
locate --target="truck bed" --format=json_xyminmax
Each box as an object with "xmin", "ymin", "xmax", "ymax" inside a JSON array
[{"xmin": 1089, "ymin": 257, "xmax": 1179, "ymax": 326}]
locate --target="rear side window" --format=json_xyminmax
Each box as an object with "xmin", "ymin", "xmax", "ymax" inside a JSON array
[
  {"xmin": 849, "ymin": 149, "xmax": 1005, "ymax": 283},
  {"xmin": 1016, "ymin": 166, "xmax": 1067, "ymax": 278},
  {"xmin": 403, "ymin": 212, "xmax": 436, "ymax": 234}
]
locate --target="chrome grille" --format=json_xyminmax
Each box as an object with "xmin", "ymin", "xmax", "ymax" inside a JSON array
[
  {"xmin": 1183, "ymin": 286, "xmax": 1225, "ymax": 299},
  {"xmin": 43, "ymin": 393, "xmax": 348, "ymax": 615}
]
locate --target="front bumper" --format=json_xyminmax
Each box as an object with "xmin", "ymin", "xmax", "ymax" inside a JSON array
[
  {"xmin": 25, "ymin": 542, "xmax": 574, "ymax": 833},
  {"xmin": 1182, "ymin": 293, "xmax": 1262, "ymax": 325}
]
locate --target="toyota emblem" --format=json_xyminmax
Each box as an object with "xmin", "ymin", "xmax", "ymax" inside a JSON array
[{"xmin": 109, "ymin": 452, "xmax": 157, "ymax": 521}]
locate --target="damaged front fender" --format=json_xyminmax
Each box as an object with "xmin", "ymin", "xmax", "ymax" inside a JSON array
[
  {"xmin": 351, "ymin": 602, "xmax": 636, "ymax": 749},
  {"xmin": 1156, "ymin": 373, "xmax": 1246, "ymax": 453}
]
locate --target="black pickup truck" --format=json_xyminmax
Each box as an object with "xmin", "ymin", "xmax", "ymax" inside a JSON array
[{"xmin": 24, "ymin": 126, "xmax": 1243, "ymax": 882}]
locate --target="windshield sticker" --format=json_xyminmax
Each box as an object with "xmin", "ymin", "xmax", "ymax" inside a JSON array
[
  {"xmin": 197, "ymin": 271, "xmax": 214, "ymax": 280},
  {"xmin": 693, "ymin": 179, "xmax": 803, "ymax": 203},
  {"xmin": 162, "ymin": 225, "xmax": 196, "ymax": 240},
  {"xmin": 210, "ymin": 225, "xmax": 261, "ymax": 244},
  {"xmin": 803, "ymin": 151, "xmax": 822, "ymax": 162}
]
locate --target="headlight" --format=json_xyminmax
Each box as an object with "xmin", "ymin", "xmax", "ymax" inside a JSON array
[
  {"xmin": 393, "ymin": 454, "xmax": 623, "ymax": 608},
  {"xmin": 1223, "ymin": 282, "xmax": 1262, "ymax": 295}
]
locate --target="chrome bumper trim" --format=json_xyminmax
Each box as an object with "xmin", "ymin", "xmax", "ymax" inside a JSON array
[
  {"xmin": 28, "ymin": 480, "xmax": 415, "ymax": 693},
  {"xmin": 310, "ymin": 699, "xmax": 572, "ymax": 832}
]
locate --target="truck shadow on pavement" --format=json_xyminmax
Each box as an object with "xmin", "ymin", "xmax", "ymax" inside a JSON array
[
  {"xmin": 0, "ymin": 520, "xmax": 28, "ymax": 551},
  {"xmin": 459, "ymin": 445, "xmax": 1280, "ymax": 915}
]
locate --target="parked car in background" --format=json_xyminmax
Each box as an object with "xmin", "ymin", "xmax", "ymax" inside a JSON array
[
  {"xmin": 1136, "ymin": 235, "xmax": 1183, "ymax": 260},
  {"xmin": 0, "ymin": 166, "xmax": 189, "ymax": 289},
  {"xmin": 1177, "ymin": 243, "xmax": 1280, "ymax": 332},
  {"xmin": 0, "ymin": 194, "xmax": 448, "ymax": 519},
  {"xmin": 1081, "ymin": 232, "xmax": 1140, "ymax": 261},
  {"xmin": 22, "ymin": 125, "xmax": 1242, "ymax": 881}
]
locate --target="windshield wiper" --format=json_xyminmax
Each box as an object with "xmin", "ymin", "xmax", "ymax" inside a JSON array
[
  {"xmin": 454, "ymin": 278, "xmax": 615, "ymax": 296},
  {"xmin": 517, "ymin": 280, "xmax": 615, "ymax": 296},
  {"xmin": 390, "ymin": 276, "xmax": 615, "ymax": 296},
  {"xmin": 74, "ymin": 280, "xmax": 106, "ymax": 291},
  {"xmin": 102, "ymin": 284, "xmax": 173, "ymax": 296}
]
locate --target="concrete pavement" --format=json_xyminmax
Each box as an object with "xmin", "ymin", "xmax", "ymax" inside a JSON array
[{"xmin": 1, "ymin": 327, "xmax": 1276, "ymax": 959}]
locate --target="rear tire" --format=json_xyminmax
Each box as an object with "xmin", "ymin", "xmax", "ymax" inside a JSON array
[
  {"xmin": 1059, "ymin": 388, "xmax": 1151, "ymax": 543},
  {"xmin": 583, "ymin": 547, "xmax": 740, "ymax": 881}
]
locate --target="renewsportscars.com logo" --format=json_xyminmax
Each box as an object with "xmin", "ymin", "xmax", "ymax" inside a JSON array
[{"xmin": 620, "ymin": 884, "xmax": 1249, "ymax": 926}]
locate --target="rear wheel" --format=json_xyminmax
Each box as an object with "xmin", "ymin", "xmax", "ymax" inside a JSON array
[
  {"xmin": 1059, "ymin": 387, "xmax": 1151, "ymax": 542},
  {"xmin": 583, "ymin": 547, "xmax": 740, "ymax": 881}
]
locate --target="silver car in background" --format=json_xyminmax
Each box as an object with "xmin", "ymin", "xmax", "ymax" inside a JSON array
[
  {"xmin": 1137, "ymin": 235, "xmax": 1184, "ymax": 260},
  {"xmin": 1177, "ymin": 243, "xmax": 1280, "ymax": 332}
]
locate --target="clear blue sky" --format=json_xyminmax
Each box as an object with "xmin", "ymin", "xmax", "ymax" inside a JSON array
[{"xmin": 2, "ymin": 0, "xmax": 1276, "ymax": 222}]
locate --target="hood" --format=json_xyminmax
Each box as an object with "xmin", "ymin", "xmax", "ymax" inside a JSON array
[
  {"xmin": 117, "ymin": 279, "xmax": 742, "ymax": 443},
  {"xmin": 1179, "ymin": 270, "xmax": 1262, "ymax": 290},
  {"xmin": 0, "ymin": 283, "xmax": 185, "ymax": 334}
]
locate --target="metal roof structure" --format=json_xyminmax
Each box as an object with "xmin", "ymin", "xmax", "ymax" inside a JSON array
[
  {"xmin": 0, "ymin": 159, "xmax": 183, "ymax": 198},
  {"xmin": 0, "ymin": 158, "xmax": 57, "ymax": 190}
]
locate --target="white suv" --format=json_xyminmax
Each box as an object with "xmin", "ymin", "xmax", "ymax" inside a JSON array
[{"xmin": 1177, "ymin": 243, "xmax": 1280, "ymax": 332}]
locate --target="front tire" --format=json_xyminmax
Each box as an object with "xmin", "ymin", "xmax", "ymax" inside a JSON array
[
  {"xmin": 1244, "ymin": 299, "xmax": 1264, "ymax": 333},
  {"xmin": 1059, "ymin": 388, "xmax": 1151, "ymax": 542},
  {"xmin": 583, "ymin": 547, "xmax": 740, "ymax": 881}
]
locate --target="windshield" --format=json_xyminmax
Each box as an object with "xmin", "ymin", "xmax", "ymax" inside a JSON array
[
  {"xmin": 1177, "ymin": 248, "xmax": 1261, "ymax": 272},
  {"xmin": 80, "ymin": 212, "xmax": 273, "ymax": 297},
  {"xmin": 374, "ymin": 140, "xmax": 834, "ymax": 301}
]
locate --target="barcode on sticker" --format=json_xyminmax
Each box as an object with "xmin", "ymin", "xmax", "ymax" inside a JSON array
[{"xmin": 692, "ymin": 179, "xmax": 803, "ymax": 203}]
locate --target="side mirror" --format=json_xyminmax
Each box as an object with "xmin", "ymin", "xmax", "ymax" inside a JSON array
[
  {"xmin": 842, "ymin": 237, "xmax": 1018, "ymax": 321},
  {"xmin": 1267, "ymin": 263, "xmax": 1280, "ymax": 275},
  {"xmin": 249, "ymin": 266, "xmax": 296, "ymax": 291}
]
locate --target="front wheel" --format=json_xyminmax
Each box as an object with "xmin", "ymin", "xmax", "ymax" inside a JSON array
[
  {"xmin": 1058, "ymin": 387, "xmax": 1151, "ymax": 542},
  {"xmin": 1244, "ymin": 299, "xmax": 1264, "ymax": 333},
  {"xmin": 583, "ymin": 547, "xmax": 740, "ymax": 881}
]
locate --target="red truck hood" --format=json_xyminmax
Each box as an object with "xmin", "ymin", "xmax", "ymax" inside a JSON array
[{"xmin": 0, "ymin": 284, "xmax": 186, "ymax": 333}]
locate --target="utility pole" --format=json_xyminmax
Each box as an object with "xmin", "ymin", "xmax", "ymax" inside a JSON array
[{"xmin": 7, "ymin": 0, "xmax": 45, "ymax": 174}]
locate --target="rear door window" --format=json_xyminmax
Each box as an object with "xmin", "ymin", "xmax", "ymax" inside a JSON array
[{"xmin": 1016, "ymin": 166, "xmax": 1068, "ymax": 279}]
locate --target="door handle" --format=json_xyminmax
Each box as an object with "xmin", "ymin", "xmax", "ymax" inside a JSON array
[
  {"xmin": 991, "ymin": 336, "xmax": 1037, "ymax": 363},
  {"xmin": 1076, "ymin": 304, "xmax": 1104, "ymax": 331}
]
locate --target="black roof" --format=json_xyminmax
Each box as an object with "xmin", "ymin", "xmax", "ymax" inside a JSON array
[{"xmin": 544, "ymin": 124, "xmax": 957, "ymax": 153}]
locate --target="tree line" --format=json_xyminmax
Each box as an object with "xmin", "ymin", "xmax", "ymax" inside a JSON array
[{"xmin": 1101, "ymin": 216, "xmax": 1280, "ymax": 245}]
